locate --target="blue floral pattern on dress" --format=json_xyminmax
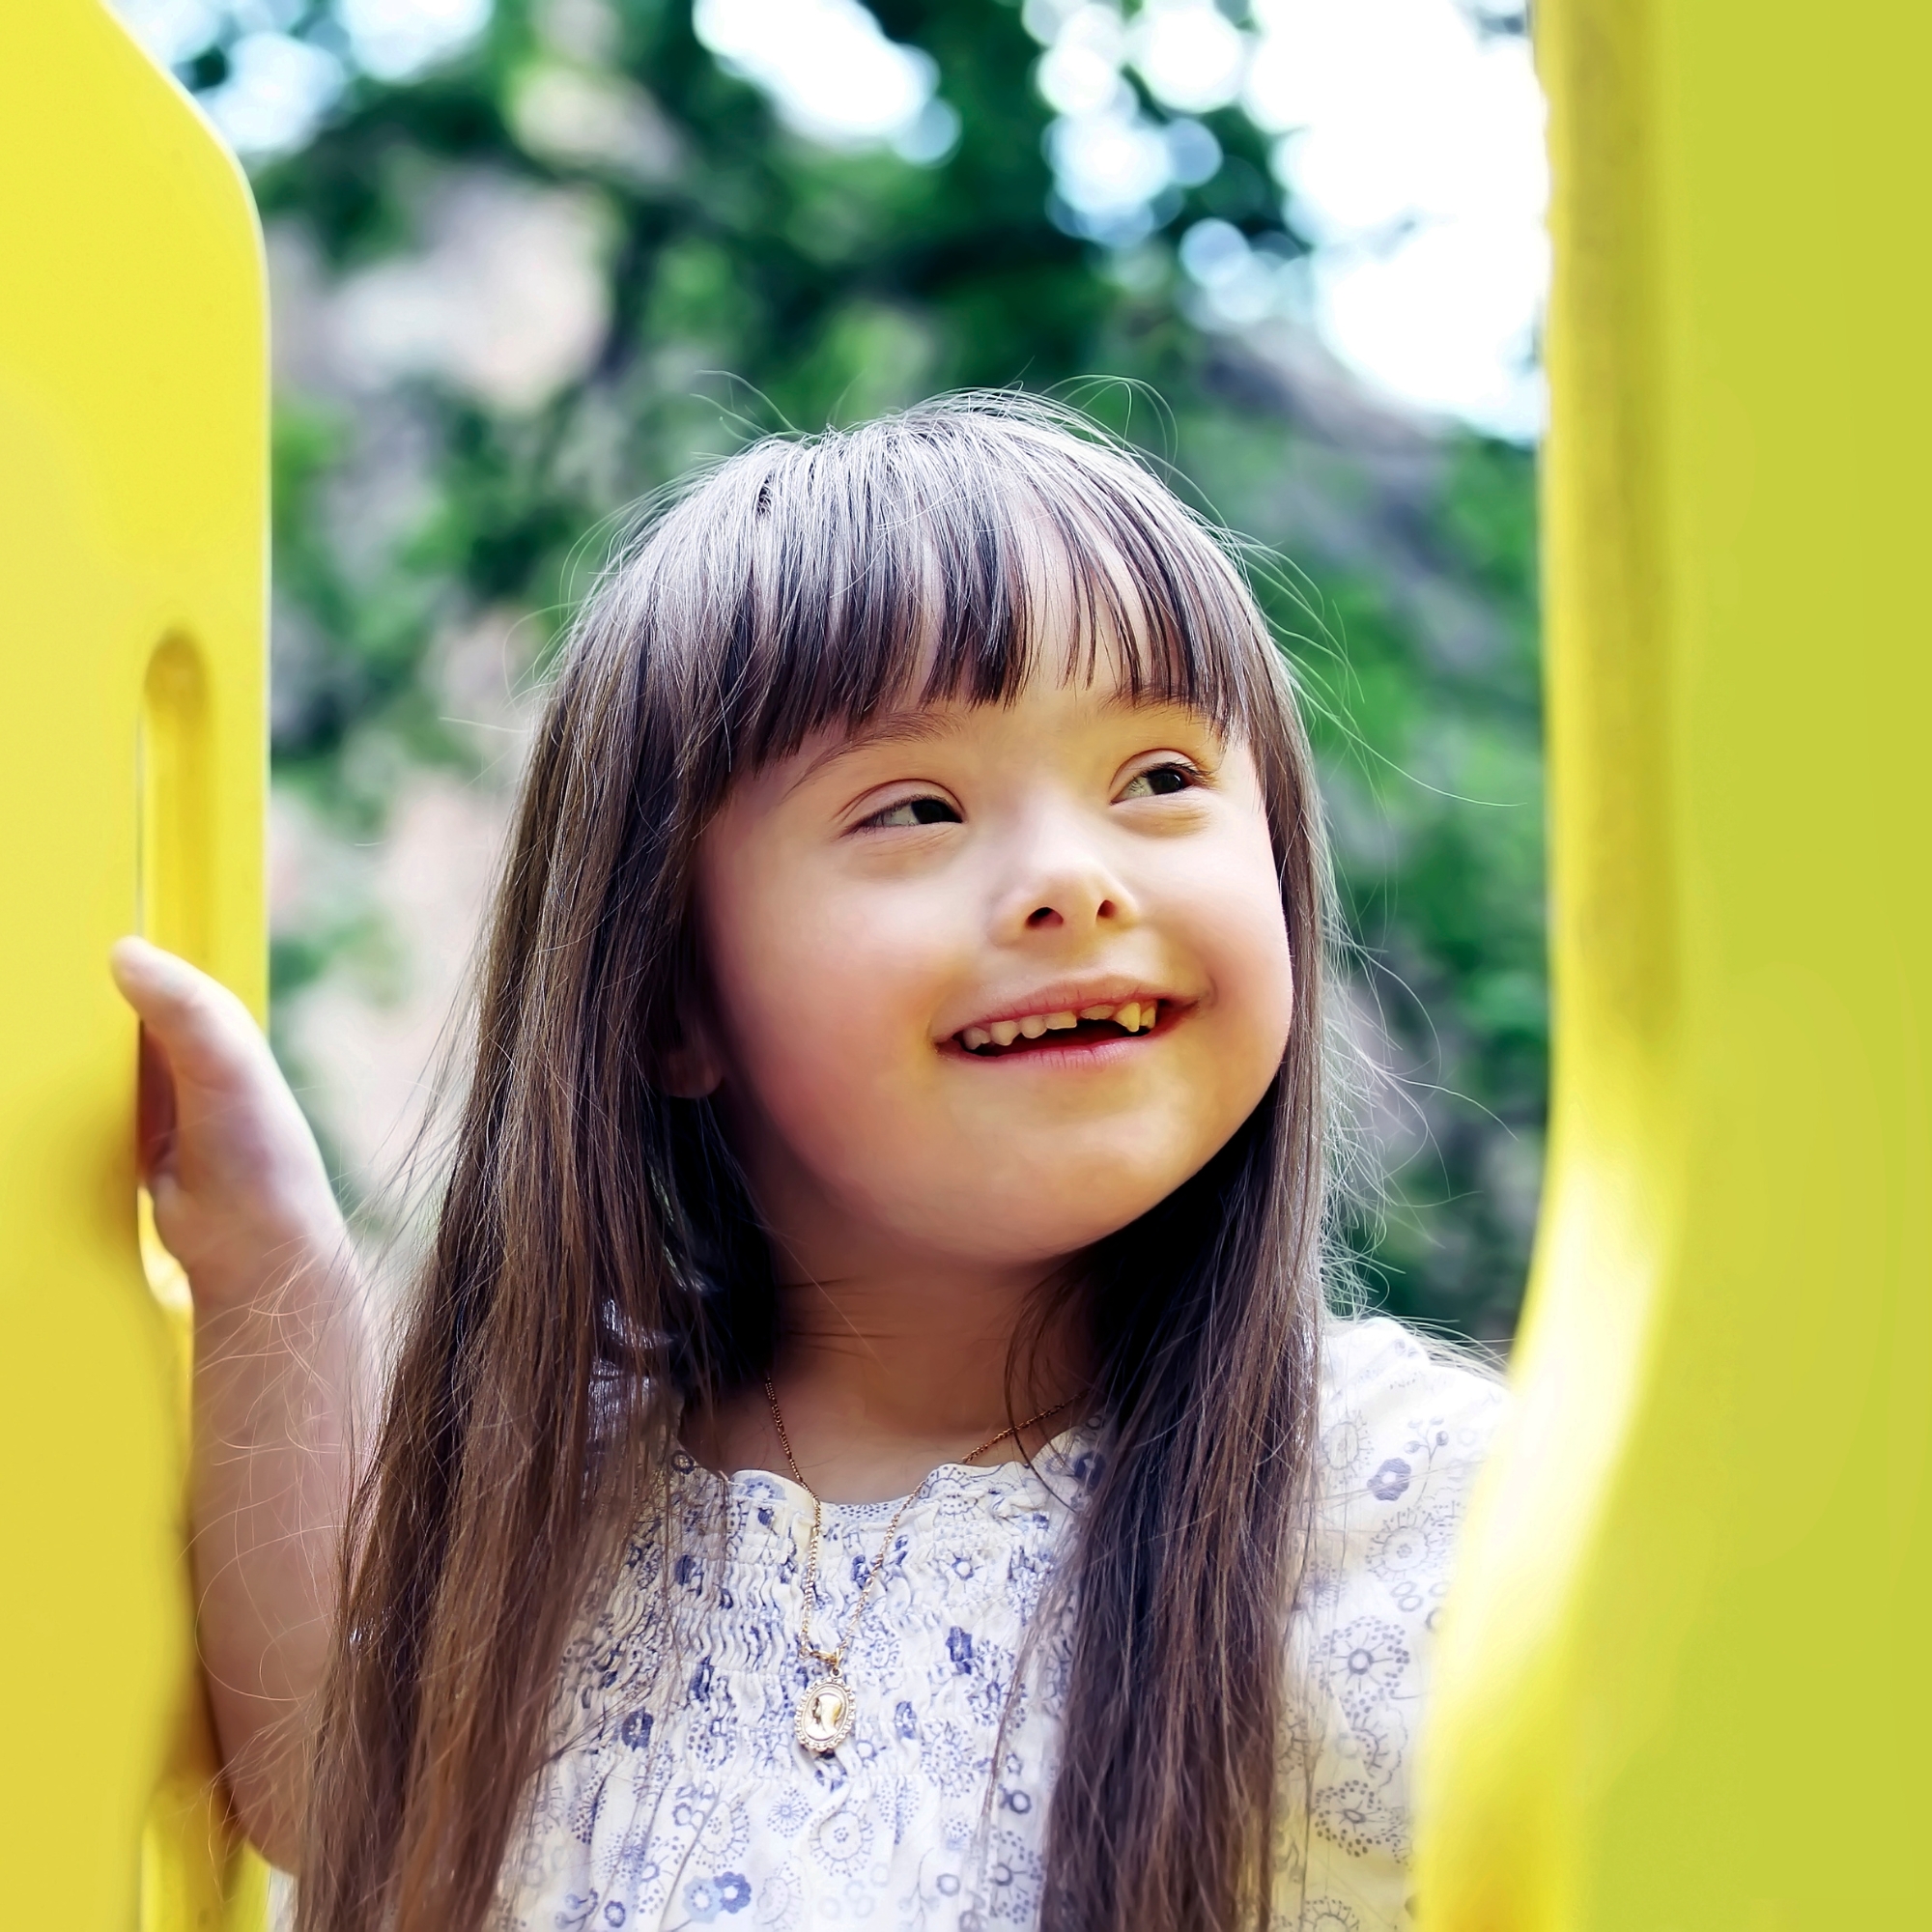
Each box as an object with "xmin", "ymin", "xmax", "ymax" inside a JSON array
[{"xmin": 494, "ymin": 1319, "xmax": 1504, "ymax": 1932}]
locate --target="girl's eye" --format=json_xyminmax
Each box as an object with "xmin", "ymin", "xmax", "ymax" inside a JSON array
[
  {"xmin": 866, "ymin": 794, "xmax": 962, "ymax": 829},
  {"xmin": 1119, "ymin": 763, "xmax": 1198, "ymax": 800}
]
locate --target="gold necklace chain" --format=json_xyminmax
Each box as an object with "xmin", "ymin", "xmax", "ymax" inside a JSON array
[{"xmin": 762, "ymin": 1377, "xmax": 1076, "ymax": 1754}]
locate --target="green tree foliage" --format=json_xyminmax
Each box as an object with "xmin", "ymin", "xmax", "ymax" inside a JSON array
[{"xmin": 200, "ymin": 0, "xmax": 1542, "ymax": 1337}]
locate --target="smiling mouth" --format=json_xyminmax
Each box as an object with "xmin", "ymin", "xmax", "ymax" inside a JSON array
[{"xmin": 952, "ymin": 1000, "xmax": 1164, "ymax": 1058}]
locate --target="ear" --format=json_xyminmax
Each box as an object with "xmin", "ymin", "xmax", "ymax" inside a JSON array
[{"xmin": 659, "ymin": 1018, "xmax": 724, "ymax": 1100}]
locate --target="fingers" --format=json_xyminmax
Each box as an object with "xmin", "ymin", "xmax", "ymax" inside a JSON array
[{"xmin": 109, "ymin": 937, "xmax": 264, "ymax": 1091}]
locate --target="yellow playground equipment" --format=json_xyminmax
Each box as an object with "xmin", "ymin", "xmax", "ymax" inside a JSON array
[
  {"xmin": 1, "ymin": 3, "xmax": 1927, "ymax": 1929},
  {"xmin": 1418, "ymin": 0, "xmax": 1932, "ymax": 1925},
  {"xmin": 0, "ymin": 3, "xmax": 270, "ymax": 1927}
]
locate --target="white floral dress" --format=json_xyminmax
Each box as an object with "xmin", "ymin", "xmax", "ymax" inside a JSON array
[{"xmin": 495, "ymin": 1317, "xmax": 1505, "ymax": 1932}]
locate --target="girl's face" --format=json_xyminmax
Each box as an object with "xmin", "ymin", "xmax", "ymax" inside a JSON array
[{"xmin": 691, "ymin": 655, "xmax": 1294, "ymax": 1277}]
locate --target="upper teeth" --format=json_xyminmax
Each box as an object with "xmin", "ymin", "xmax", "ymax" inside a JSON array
[{"xmin": 957, "ymin": 1001, "xmax": 1158, "ymax": 1051}]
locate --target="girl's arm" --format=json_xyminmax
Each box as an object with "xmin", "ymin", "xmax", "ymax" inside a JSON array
[{"xmin": 111, "ymin": 938, "xmax": 369, "ymax": 1872}]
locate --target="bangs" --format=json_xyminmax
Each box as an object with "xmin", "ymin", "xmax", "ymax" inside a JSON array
[{"xmin": 618, "ymin": 400, "xmax": 1280, "ymax": 777}]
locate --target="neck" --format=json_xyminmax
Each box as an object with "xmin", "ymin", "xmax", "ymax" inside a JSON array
[{"xmin": 696, "ymin": 1251, "xmax": 1092, "ymax": 1505}]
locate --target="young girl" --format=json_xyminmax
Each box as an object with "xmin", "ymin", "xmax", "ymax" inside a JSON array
[{"xmin": 115, "ymin": 398, "xmax": 1503, "ymax": 1932}]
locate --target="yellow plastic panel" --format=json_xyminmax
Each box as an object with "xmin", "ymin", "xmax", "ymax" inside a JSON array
[
  {"xmin": 1418, "ymin": 0, "xmax": 1932, "ymax": 1925},
  {"xmin": 0, "ymin": 5, "xmax": 269, "ymax": 1928}
]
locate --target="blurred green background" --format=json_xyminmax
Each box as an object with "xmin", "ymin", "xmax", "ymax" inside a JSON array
[{"xmin": 123, "ymin": 0, "xmax": 1546, "ymax": 1342}]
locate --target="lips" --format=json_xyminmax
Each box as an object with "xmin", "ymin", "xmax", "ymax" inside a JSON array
[{"xmin": 951, "ymin": 998, "xmax": 1164, "ymax": 1057}]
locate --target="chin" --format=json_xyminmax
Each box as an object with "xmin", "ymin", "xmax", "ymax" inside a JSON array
[{"xmin": 893, "ymin": 1176, "xmax": 1192, "ymax": 1269}]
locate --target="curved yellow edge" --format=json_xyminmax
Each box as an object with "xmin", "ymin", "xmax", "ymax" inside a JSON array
[
  {"xmin": 1418, "ymin": 0, "xmax": 1932, "ymax": 1924},
  {"xmin": 0, "ymin": 5, "xmax": 269, "ymax": 1927}
]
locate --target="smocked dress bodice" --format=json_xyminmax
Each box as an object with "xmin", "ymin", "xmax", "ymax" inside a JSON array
[{"xmin": 495, "ymin": 1318, "xmax": 1505, "ymax": 1932}]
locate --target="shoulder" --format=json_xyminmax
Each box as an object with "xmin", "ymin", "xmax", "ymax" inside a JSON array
[
  {"xmin": 1277, "ymin": 1318, "xmax": 1509, "ymax": 1929},
  {"xmin": 1308, "ymin": 1311, "xmax": 1507, "ymax": 1626},
  {"xmin": 1317, "ymin": 1314, "xmax": 1507, "ymax": 1508}
]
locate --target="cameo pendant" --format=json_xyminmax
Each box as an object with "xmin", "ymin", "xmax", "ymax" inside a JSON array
[{"xmin": 795, "ymin": 1672, "xmax": 856, "ymax": 1754}]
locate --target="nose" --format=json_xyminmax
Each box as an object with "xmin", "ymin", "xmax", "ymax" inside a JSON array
[{"xmin": 993, "ymin": 804, "xmax": 1138, "ymax": 941}]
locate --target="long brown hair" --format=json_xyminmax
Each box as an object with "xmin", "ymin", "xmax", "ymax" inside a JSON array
[{"xmin": 299, "ymin": 397, "xmax": 1340, "ymax": 1932}]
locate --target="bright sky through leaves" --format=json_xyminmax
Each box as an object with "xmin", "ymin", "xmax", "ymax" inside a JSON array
[
  {"xmin": 1028, "ymin": 0, "xmax": 1547, "ymax": 437},
  {"xmin": 113, "ymin": 0, "xmax": 1547, "ymax": 436}
]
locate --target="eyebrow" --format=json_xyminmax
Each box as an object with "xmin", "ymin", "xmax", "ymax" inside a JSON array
[
  {"xmin": 783, "ymin": 710, "xmax": 962, "ymax": 796},
  {"xmin": 1097, "ymin": 684, "xmax": 1217, "ymax": 718}
]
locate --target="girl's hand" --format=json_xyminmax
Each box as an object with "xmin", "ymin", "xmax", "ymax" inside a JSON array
[
  {"xmin": 109, "ymin": 935, "xmax": 346, "ymax": 1310},
  {"xmin": 110, "ymin": 936, "xmax": 364, "ymax": 1866}
]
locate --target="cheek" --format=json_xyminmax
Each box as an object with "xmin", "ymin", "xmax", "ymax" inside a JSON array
[
  {"xmin": 1218, "ymin": 880, "xmax": 1297, "ymax": 1074},
  {"xmin": 1175, "ymin": 820, "xmax": 1296, "ymax": 1088},
  {"xmin": 702, "ymin": 864, "xmax": 949, "ymax": 1150}
]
